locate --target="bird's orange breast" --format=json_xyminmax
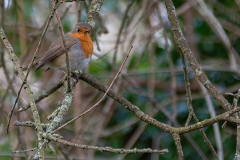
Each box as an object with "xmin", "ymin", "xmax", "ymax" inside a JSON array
[{"xmin": 70, "ymin": 32, "xmax": 93, "ymax": 57}]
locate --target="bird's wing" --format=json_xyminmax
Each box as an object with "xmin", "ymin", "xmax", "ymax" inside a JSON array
[{"xmin": 35, "ymin": 34, "xmax": 78, "ymax": 71}]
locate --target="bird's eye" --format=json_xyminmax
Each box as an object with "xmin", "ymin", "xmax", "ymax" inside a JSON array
[{"xmin": 77, "ymin": 28, "xmax": 80, "ymax": 32}]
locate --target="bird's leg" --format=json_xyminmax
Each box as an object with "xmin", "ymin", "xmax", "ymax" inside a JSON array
[
  {"xmin": 59, "ymin": 69, "xmax": 79, "ymax": 88},
  {"xmin": 70, "ymin": 71, "xmax": 80, "ymax": 87}
]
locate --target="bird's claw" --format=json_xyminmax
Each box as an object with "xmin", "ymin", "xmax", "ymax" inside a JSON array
[{"xmin": 70, "ymin": 72, "xmax": 79, "ymax": 86}]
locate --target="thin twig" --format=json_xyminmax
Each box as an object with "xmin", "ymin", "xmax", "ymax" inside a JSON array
[
  {"xmin": 7, "ymin": 2, "xmax": 59, "ymax": 133},
  {"xmin": 18, "ymin": 77, "xmax": 66, "ymax": 112},
  {"xmin": 0, "ymin": 37, "xmax": 17, "ymax": 106},
  {"xmin": 0, "ymin": 0, "xmax": 21, "ymax": 112},
  {"xmin": 180, "ymin": 52, "xmax": 194, "ymax": 126},
  {"xmin": 158, "ymin": 4, "xmax": 177, "ymax": 119},
  {"xmin": 180, "ymin": 53, "xmax": 216, "ymax": 158},
  {"xmin": 77, "ymin": 71, "xmax": 240, "ymax": 133},
  {"xmin": 12, "ymin": 147, "xmax": 37, "ymax": 154},
  {"xmin": 225, "ymin": 89, "xmax": 240, "ymax": 159},
  {"xmin": 112, "ymin": 0, "xmax": 135, "ymax": 68},
  {"xmin": 43, "ymin": 133, "xmax": 168, "ymax": 154},
  {"xmin": 60, "ymin": 4, "xmax": 72, "ymax": 21},
  {"xmin": 122, "ymin": 76, "xmax": 207, "ymax": 159},
  {"xmin": 0, "ymin": 26, "xmax": 45, "ymax": 159},
  {"xmin": 52, "ymin": 45, "xmax": 133, "ymax": 133},
  {"xmin": 14, "ymin": 120, "xmax": 48, "ymax": 131},
  {"xmin": 50, "ymin": 0, "xmax": 71, "ymax": 92},
  {"xmin": 200, "ymin": 84, "xmax": 222, "ymax": 159}
]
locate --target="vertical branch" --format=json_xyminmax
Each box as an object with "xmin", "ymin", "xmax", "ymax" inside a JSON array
[
  {"xmin": 22, "ymin": 2, "xmax": 59, "ymax": 88},
  {"xmin": 226, "ymin": 89, "xmax": 240, "ymax": 160},
  {"xmin": 200, "ymin": 84, "xmax": 222, "ymax": 159},
  {"xmin": 0, "ymin": 27, "xmax": 45, "ymax": 159},
  {"xmin": 6, "ymin": 2, "xmax": 59, "ymax": 136},
  {"xmin": 180, "ymin": 52, "xmax": 194, "ymax": 126},
  {"xmin": 164, "ymin": 1, "xmax": 221, "ymax": 159},
  {"xmin": 158, "ymin": 4, "xmax": 177, "ymax": 118},
  {"xmin": 166, "ymin": 36, "xmax": 177, "ymax": 118},
  {"xmin": 18, "ymin": 77, "xmax": 66, "ymax": 112},
  {"xmin": 77, "ymin": 1, "xmax": 82, "ymax": 22},
  {"xmin": 236, "ymin": 124, "xmax": 240, "ymax": 160},
  {"xmin": 85, "ymin": 0, "xmax": 108, "ymax": 35},
  {"xmin": 86, "ymin": 0, "xmax": 104, "ymax": 27},
  {"xmin": 0, "ymin": 0, "xmax": 17, "ymax": 101},
  {"xmin": 177, "ymin": 6, "xmax": 219, "ymax": 160},
  {"xmin": 172, "ymin": 133, "xmax": 183, "ymax": 160},
  {"xmin": 232, "ymin": 1, "xmax": 240, "ymax": 158},
  {"xmin": 50, "ymin": 0, "xmax": 71, "ymax": 92}
]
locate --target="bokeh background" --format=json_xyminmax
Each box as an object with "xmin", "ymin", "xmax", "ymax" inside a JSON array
[{"xmin": 1, "ymin": 0, "xmax": 240, "ymax": 159}]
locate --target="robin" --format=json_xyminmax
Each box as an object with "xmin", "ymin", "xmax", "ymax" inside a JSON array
[{"xmin": 35, "ymin": 22, "xmax": 93, "ymax": 73}]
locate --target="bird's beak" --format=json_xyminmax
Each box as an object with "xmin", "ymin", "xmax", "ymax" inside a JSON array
[{"xmin": 84, "ymin": 30, "xmax": 90, "ymax": 33}]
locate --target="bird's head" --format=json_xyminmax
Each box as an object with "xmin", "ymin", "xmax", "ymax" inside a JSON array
[{"xmin": 72, "ymin": 22, "xmax": 92, "ymax": 35}]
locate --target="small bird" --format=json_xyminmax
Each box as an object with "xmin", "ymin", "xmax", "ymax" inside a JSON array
[{"xmin": 35, "ymin": 22, "xmax": 93, "ymax": 73}]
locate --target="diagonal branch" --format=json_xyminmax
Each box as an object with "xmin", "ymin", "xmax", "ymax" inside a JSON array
[
  {"xmin": 51, "ymin": 46, "xmax": 133, "ymax": 133},
  {"xmin": 163, "ymin": 0, "xmax": 231, "ymax": 111},
  {"xmin": 77, "ymin": 71, "xmax": 240, "ymax": 133},
  {"xmin": 181, "ymin": 49, "xmax": 218, "ymax": 158}
]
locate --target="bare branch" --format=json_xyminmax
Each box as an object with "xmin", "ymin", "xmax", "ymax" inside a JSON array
[
  {"xmin": 0, "ymin": 26, "xmax": 45, "ymax": 159},
  {"xmin": 163, "ymin": 0, "xmax": 231, "ymax": 111},
  {"xmin": 51, "ymin": 46, "xmax": 133, "ymax": 133},
  {"xmin": 43, "ymin": 133, "xmax": 169, "ymax": 154}
]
